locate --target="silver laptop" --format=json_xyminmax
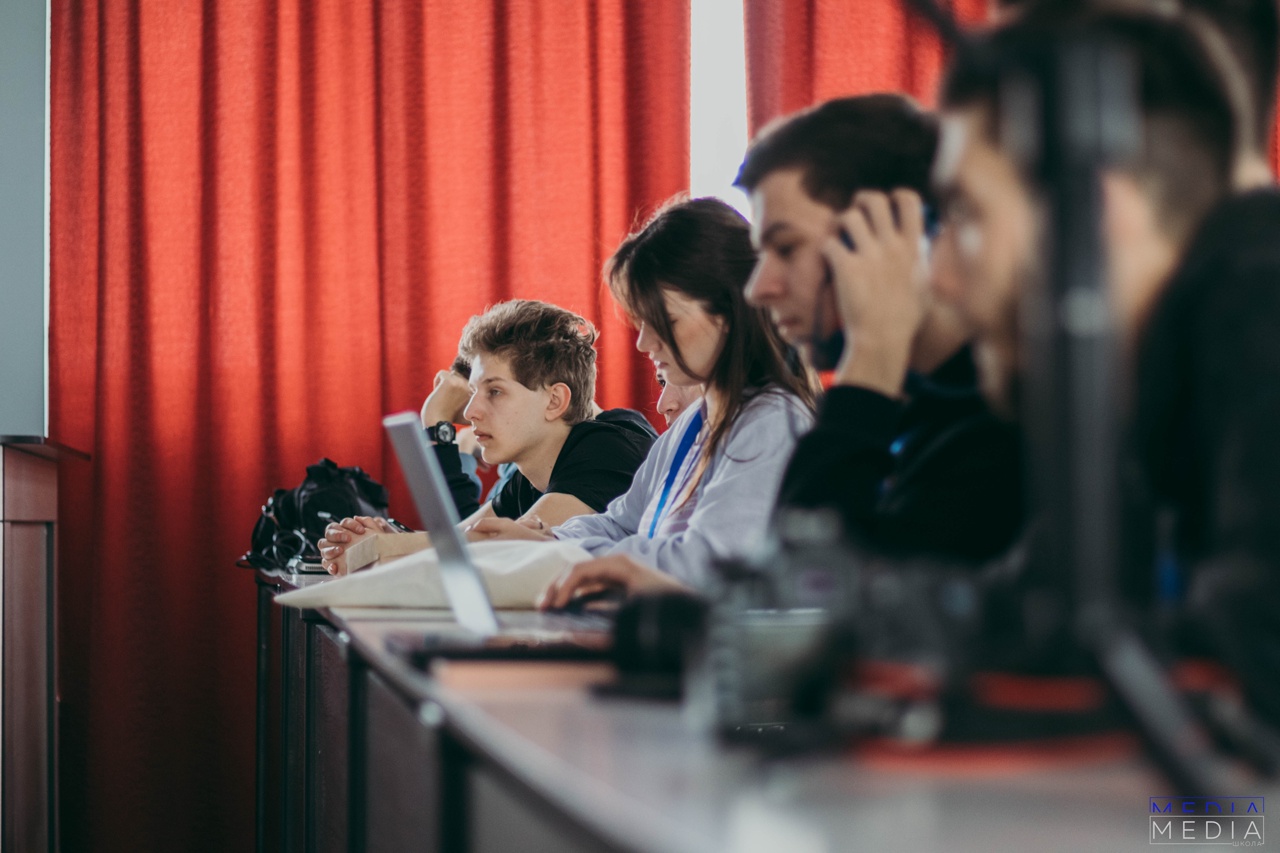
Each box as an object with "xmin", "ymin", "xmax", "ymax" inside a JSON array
[{"xmin": 381, "ymin": 411, "xmax": 612, "ymax": 658}]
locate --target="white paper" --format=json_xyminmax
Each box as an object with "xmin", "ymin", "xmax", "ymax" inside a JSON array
[{"xmin": 274, "ymin": 538, "xmax": 593, "ymax": 610}]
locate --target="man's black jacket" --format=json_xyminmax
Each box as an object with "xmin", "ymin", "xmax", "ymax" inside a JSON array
[
  {"xmin": 1131, "ymin": 189, "xmax": 1280, "ymax": 580},
  {"xmin": 775, "ymin": 348, "xmax": 1023, "ymax": 564},
  {"xmin": 1129, "ymin": 189, "xmax": 1280, "ymax": 725}
]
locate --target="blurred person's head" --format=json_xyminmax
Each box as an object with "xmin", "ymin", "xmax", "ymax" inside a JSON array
[
  {"xmin": 656, "ymin": 376, "xmax": 702, "ymax": 427},
  {"xmin": 933, "ymin": 11, "xmax": 1241, "ymax": 412},
  {"xmin": 607, "ymin": 196, "xmax": 817, "ymax": 455},
  {"xmin": 995, "ymin": 0, "xmax": 1276, "ymax": 183},
  {"xmin": 1183, "ymin": 0, "xmax": 1279, "ymax": 183},
  {"xmin": 456, "ymin": 299, "xmax": 598, "ymax": 465},
  {"xmin": 736, "ymin": 95, "xmax": 967, "ymax": 372}
]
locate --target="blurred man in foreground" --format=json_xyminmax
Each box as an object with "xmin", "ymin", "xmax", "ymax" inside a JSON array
[{"xmin": 935, "ymin": 10, "xmax": 1280, "ymax": 721}]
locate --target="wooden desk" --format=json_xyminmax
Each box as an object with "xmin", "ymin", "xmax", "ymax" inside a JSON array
[
  {"xmin": 2, "ymin": 438, "xmax": 87, "ymax": 853},
  {"xmin": 254, "ymin": 570, "xmax": 457, "ymax": 853},
  {"xmin": 255, "ymin": 570, "xmax": 355, "ymax": 853},
  {"xmin": 255, "ymin": 572, "xmax": 1236, "ymax": 853}
]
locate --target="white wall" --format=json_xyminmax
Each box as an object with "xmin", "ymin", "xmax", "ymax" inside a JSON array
[
  {"xmin": 0, "ymin": 0, "xmax": 49, "ymax": 437},
  {"xmin": 690, "ymin": 0, "xmax": 751, "ymax": 219}
]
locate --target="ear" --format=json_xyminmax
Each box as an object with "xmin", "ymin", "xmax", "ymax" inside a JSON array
[
  {"xmin": 1100, "ymin": 171, "xmax": 1153, "ymax": 248},
  {"xmin": 544, "ymin": 383, "xmax": 572, "ymax": 422},
  {"xmin": 1099, "ymin": 170, "xmax": 1179, "ymax": 336}
]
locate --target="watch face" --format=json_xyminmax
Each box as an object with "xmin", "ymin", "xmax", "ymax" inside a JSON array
[{"xmin": 435, "ymin": 421, "xmax": 456, "ymax": 443}]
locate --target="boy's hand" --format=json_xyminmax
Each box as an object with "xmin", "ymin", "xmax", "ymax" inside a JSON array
[
  {"xmin": 456, "ymin": 427, "xmax": 486, "ymax": 463},
  {"xmin": 318, "ymin": 515, "xmax": 394, "ymax": 575},
  {"xmin": 420, "ymin": 369, "xmax": 472, "ymax": 428},
  {"xmin": 464, "ymin": 516, "xmax": 555, "ymax": 542}
]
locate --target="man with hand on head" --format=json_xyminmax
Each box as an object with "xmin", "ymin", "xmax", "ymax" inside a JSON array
[
  {"xmin": 318, "ymin": 300, "xmax": 657, "ymax": 575},
  {"xmin": 738, "ymin": 95, "xmax": 1023, "ymax": 563}
]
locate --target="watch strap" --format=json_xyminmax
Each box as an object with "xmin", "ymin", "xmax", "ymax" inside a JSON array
[{"xmin": 427, "ymin": 421, "xmax": 456, "ymax": 444}]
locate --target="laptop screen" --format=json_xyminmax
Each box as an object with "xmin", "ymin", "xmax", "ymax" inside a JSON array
[{"xmin": 382, "ymin": 412, "xmax": 501, "ymax": 635}]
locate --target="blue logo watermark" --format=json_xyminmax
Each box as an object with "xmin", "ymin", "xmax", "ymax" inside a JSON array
[{"xmin": 1150, "ymin": 798, "xmax": 1264, "ymax": 845}]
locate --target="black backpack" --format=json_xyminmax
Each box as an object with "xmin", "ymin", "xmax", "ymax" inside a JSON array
[{"xmin": 238, "ymin": 458, "xmax": 391, "ymax": 570}]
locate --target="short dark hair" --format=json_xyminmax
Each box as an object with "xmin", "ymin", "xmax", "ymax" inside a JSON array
[
  {"xmin": 941, "ymin": 12, "xmax": 1239, "ymax": 242},
  {"xmin": 734, "ymin": 94, "xmax": 940, "ymax": 209},
  {"xmin": 606, "ymin": 197, "xmax": 817, "ymax": 458},
  {"xmin": 456, "ymin": 300, "xmax": 598, "ymax": 425}
]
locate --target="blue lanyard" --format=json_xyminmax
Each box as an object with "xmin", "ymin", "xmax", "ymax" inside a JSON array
[{"xmin": 647, "ymin": 408, "xmax": 704, "ymax": 538}]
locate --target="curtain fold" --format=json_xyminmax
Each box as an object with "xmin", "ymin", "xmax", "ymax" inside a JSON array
[
  {"xmin": 49, "ymin": 2, "xmax": 688, "ymax": 850},
  {"xmin": 744, "ymin": 0, "xmax": 993, "ymax": 134}
]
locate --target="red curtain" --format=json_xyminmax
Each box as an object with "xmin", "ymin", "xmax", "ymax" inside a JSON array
[
  {"xmin": 49, "ymin": 2, "xmax": 688, "ymax": 851},
  {"xmin": 745, "ymin": 0, "xmax": 993, "ymax": 134}
]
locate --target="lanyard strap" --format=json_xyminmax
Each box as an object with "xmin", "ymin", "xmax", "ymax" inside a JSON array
[{"xmin": 647, "ymin": 408, "xmax": 704, "ymax": 538}]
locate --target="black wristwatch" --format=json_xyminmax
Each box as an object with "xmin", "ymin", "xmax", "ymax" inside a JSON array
[{"xmin": 426, "ymin": 421, "xmax": 456, "ymax": 445}]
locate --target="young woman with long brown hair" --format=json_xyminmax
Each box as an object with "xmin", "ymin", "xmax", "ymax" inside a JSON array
[{"xmin": 469, "ymin": 196, "xmax": 817, "ymax": 601}]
